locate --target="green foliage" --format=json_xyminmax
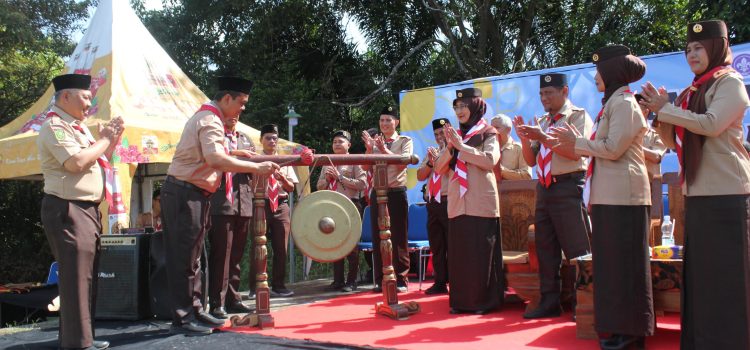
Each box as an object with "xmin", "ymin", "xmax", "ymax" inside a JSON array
[
  {"xmin": 0, "ymin": 181, "xmax": 50, "ymax": 284},
  {"xmin": 0, "ymin": 0, "xmax": 91, "ymax": 284}
]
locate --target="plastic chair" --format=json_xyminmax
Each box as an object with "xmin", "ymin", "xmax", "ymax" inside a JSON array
[
  {"xmin": 46, "ymin": 261, "xmax": 59, "ymax": 285},
  {"xmin": 407, "ymin": 203, "xmax": 431, "ymax": 290},
  {"xmin": 358, "ymin": 206, "xmax": 376, "ymax": 284}
]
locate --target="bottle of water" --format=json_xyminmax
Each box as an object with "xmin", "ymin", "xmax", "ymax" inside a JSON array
[{"xmin": 661, "ymin": 215, "xmax": 674, "ymax": 246}]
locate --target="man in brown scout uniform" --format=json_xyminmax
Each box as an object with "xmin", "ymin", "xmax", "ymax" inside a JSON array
[
  {"xmin": 38, "ymin": 73, "xmax": 124, "ymax": 350},
  {"xmin": 317, "ymin": 130, "xmax": 367, "ymax": 292},
  {"xmin": 162, "ymin": 76, "xmax": 278, "ymax": 336},
  {"xmin": 207, "ymin": 120, "xmax": 257, "ymax": 319},
  {"xmin": 513, "ymin": 73, "xmax": 593, "ymax": 319},
  {"xmin": 491, "ymin": 114, "xmax": 532, "ymax": 182},
  {"xmin": 361, "ymin": 106, "xmax": 414, "ymax": 293},
  {"xmin": 416, "ymin": 118, "xmax": 451, "ymax": 295},
  {"xmin": 248, "ymin": 124, "xmax": 299, "ymax": 298}
]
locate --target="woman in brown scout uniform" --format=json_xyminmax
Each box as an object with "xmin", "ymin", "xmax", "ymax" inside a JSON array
[
  {"xmin": 435, "ymin": 87, "xmax": 504, "ymax": 314},
  {"xmin": 640, "ymin": 19, "xmax": 750, "ymax": 350},
  {"xmin": 551, "ymin": 45, "xmax": 653, "ymax": 349}
]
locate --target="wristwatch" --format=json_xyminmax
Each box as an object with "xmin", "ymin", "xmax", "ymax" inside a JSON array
[{"xmin": 426, "ymin": 161, "xmax": 433, "ymax": 168}]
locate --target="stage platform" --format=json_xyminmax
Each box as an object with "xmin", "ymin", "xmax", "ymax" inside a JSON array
[{"xmin": 0, "ymin": 279, "xmax": 681, "ymax": 349}]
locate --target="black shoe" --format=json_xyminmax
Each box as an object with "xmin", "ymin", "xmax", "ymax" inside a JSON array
[
  {"xmin": 270, "ymin": 288, "xmax": 294, "ymax": 297},
  {"xmin": 341, "ymin": 282, "xmax": 357, "ymax": 292},
  {"xmin": 210, "ymin": 307, "xmax": 228, "ymax": 319},
  {"xmin": 424, "ymin": 284, "xmax": 448, "ymax": 295},
  {"xmin": 473, "ymin": 309, "xmax": 490, "ymax": 315},
  {"xmin": 330, "ymin": 281, "xmax": 345, "ymax": 290},
  {"xmin": 372, "ymin": 285, "xmax": 382, "ymax": 293},
  {"xmin": 522, "ymin": 304, "xmax": 563, "ymax": 319},
  {"xmin": 93, "ymin": 340, "xmax": 110, "ymax": 350},
  {"xmin": 196, "ymin": 311, "xmax": 226, "ymax": 327},
  {"xmin": 169, "ymin": 322, "xmax": 213, "ymax": 336},
  {"xmin": 600, "ymin": 334, "xmax": 645, "ymax": 350},
  {"xmin": 226, "ymin": 301, "xmax": 253, "ymax": 313},
  {"xmin": 449, "ymin": 308, "xmax": 462, "ymax": 314}
]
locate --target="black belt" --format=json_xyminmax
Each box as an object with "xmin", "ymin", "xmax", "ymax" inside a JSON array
[
  {"xmin": 551, "ymin": 171, "xmax": 585, "ymax": 183},
  {"xmin": 265, "ymin": 197, "xmax": 289, "ymax": 205},
  {"xmin": 388, "ymin": 186, "xmax": 407, "ymax": 193},
  {"xmin": 166, "ymin": 175, "xmax": 212, "ymax": 197},
  {"xmin": 429, "ymin": 196, "xmax": 448, "ymax": 204}
]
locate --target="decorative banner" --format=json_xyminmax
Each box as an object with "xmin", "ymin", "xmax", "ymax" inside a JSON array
[{"xmin": 400, "ymin": 42, "xmax": 750, "ymax": 204}]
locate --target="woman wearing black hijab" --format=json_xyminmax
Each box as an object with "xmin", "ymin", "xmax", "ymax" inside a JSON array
[
  {"xmin": 640, "ymin": 19, "xmax": 750, "ymax": 349},
  {"xmin": 434, "ymin": 87, "xmax": 504, "ymax": 314},
  {"xmin": 551, "ymin": 45, "xmax": 653, "ymax": 349}
]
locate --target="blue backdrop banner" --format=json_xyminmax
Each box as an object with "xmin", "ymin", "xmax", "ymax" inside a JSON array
[{"xmin": 398, "ymin": 42, "xmax": 750, "ymax": 205}]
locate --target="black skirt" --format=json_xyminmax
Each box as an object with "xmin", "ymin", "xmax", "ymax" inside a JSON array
[
  {"xmin": 447, "ymin": 215, "xmax": 504, "ymax": 312},
  {"xmin": 590, "ymin": 204, "xmax": 654, "ymax": 336},
  {"xmin": 681, "ymin": 195, "xmax": 750, "ymax": 350}
]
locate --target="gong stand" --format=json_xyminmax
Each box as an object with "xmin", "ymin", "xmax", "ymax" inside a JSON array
[{"xmin": 229, "ymin": 154, "xmax": 420, "ymax": 329}]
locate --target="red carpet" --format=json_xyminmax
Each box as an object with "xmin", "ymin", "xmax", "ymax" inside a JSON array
[{"xmin": 226, "ymin": 290, "xmax": 681, "ymax": 349}]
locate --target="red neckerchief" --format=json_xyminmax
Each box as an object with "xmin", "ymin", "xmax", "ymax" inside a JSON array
[
  {"xmin": 537, "ymin": 113, "xmax": 564, "ymax": 188},
  {"xmin": 451, "ymin": 118, "xmax": 488, "ymax": 197}
]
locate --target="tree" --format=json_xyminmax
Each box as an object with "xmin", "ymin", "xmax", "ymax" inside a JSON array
[{"xmin": 0, "ymin": 0, "xmax": 92, "ymax": 284}]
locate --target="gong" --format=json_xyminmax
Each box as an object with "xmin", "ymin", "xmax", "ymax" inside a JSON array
[{"xmin": 291, "ymin": 190, "xmax": 362, "ymax": 262}]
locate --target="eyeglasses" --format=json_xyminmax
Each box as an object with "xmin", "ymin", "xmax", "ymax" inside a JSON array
[{"xmin": 452, "ymin": 104, "xmax": 468, "ymax": 111}]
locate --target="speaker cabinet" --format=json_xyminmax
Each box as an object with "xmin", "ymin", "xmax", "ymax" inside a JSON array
[{"xmin": 95, "ymin": 234, "xmax": 150, "ymax": 320}]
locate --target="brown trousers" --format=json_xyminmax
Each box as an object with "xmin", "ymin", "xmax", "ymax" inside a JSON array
[
  {"xmin": 534, "ymin": 174, "xmax": 592, "ymax": 297},
  {"xmin": 41, "ymin": 194, "xmax": 101, "ymax": 349},
  {"xmin": 426, "ymin": 199, "xmax": 449, "ymax": 285},
  {"xmin": 208, "ymin": 215, "xmax": 250, "ymax": 308},
  {"xmin": 161, "ymin": 181, "xmax": 211, "ymax": 325},
  {"xmin": 249, "ymin": 201, "xmax": 290, "ymax": 290},
  {"xmin": 369, "ymin": 190, "xmax": 409, "ymax": 286}
]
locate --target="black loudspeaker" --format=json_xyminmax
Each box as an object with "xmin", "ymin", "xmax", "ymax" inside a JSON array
[
  {"xmin": 95, "ymin": 234, "xmax": 150, "ymax": 320},
  {"xmin": 148, "ymin": 231, "xmax": 172, "ymax": 320}
]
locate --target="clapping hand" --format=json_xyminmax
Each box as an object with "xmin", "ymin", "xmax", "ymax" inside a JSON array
[
  {"xmin": 361, "ymin": 130, "xmax": 375, "ymax": 152},
  {"xmin": 427, "ymin": 146, "xmax": 439, "ymax": 163},
  {"xmin": 548, "ymin": 121, "xmax": 581, "ymax": 151},
  {"xmin": 442, "ymin": 124, "xmax": 462, "ymax": 149},
  {"xmin": 639, "ymin": 82, "xmax": 669, "ymax": 112}
]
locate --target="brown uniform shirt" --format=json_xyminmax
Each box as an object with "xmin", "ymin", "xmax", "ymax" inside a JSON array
[
  {"xmin": 642, "ymin": 127, "xmax": 666, "ymax": 180},
  {"xmin": 655, "ymin": 71, "xmax": 750, "ymax": 196},
  {"xmin": 436, "ymin": 132, "xmax": 501, "ymax": 219},
  {"xmin": 575, "ymin": 86, "xmax": 650, "ymax": 206},
  {"xmin": 167, "ymin": 102, "xmax": 227, "ymax": 192},
  {"xmin": 316, "ymin": 164, "xmax": 367, "ymax": 199},
  {"xmin": 533, "ymin": 100, "xmax": 593, "ymax": 175},
  {"xmin": 37, "ymin": 105, "xmax": 104, "ymax": 202},
  {"xmin": 263, "ymin": 150, "xmax": 299, "ymax": 197},
  {"xmin": 495, "ymin": 139, "xmax": 532, "ymax": 180},
  {"xmin": 371, "ymin": 131, "xmax": 413, "ymax": 188}
]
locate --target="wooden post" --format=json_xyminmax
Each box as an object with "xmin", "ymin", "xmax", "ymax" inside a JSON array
[
  {"xmin": 373, "ymin": 162, "xmax": 420, "ymax": 320},
  {"xmin": 229, "ymin": 154, "xmax": 420, "ymax": 327}
]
